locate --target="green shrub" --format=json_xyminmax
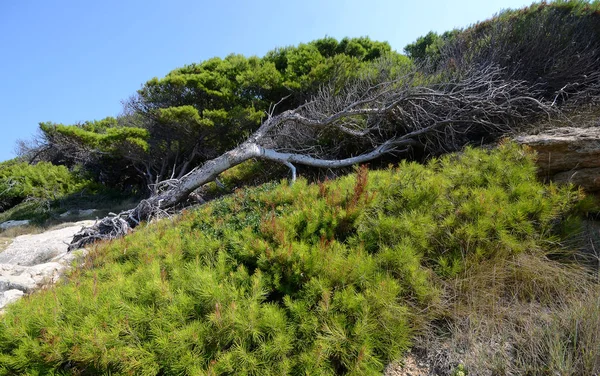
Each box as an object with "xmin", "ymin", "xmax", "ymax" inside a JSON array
[
  {"xmin": 0, "ymin": 143, "xmax": 582, "ymax": 375},
  {"xmin": 0, "ymin": 160, "xmax": 129, "ymax": 225},
  {"xmin": 0, "ymin": 160, "xmax": 93, "ymax": 212},
  {"xmin": 34, "ymin": 38, "xmax": 411, "ymax": 195}
]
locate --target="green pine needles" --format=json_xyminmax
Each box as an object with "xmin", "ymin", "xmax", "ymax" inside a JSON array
[{"xmin": 0, "ymin": 143, "xmax": 584, "ymax": 375}]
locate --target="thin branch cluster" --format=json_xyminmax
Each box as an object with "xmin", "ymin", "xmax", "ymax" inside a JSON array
[
  {"xmin": 68, "ymin": 61, "xmax": 566, "ymax": 248},
  {"xmin": 260, "ymin": 63, "xmax": 551, "ymax": 159}
]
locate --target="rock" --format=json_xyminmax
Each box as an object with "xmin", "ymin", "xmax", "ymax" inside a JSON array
[
  {"xmin": 59, "ymin": 209, "xmax": 97, "ymax": 218},
  {"xmin": 0, "ymin": 264, "xmax": 37, "ymax": 292},
  {"xmin": 51, "ymin": 248, "xmax": 89, "ymax": 266},
  {"xmin": 0, "ymin": 220, "xmax": 94, "ymax": 266},
  {"xmin": 0, "ymin": 220, "xmax": 93, "ymax": 310},
  {"xmin": 0, "ymin": 256, "xmax": 87, "ymax": 310},
  {"xmin": 515, "ymin": 127, "xmax": 600, "ymax": 191},
  {"xmin": 0, "ymin": 220, "xmax": 30, "ymax": 231},
  {"xmin": 553, "ymin": 167, "xmax": 600, "ymax": 191},
  {"xmin": 78, "ymin": 209, "xmax": 97, "ymax": 216},
  {"xmin": 0, "ymin": 262, "xmax": 66, "ymax": 293},
  {"xmin": 0, "ymin": 289, "xmax": 24, "ymax": 308}
]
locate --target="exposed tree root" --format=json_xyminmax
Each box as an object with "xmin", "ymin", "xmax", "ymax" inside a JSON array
[{"xmin": 68, "ymin": 62, "xmax": 559, "ymax": 250}]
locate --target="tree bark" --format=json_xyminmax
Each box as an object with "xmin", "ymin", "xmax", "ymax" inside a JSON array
[{"xmin": 69, "ymin": 63, "xmax": 554, "ymax": 250}]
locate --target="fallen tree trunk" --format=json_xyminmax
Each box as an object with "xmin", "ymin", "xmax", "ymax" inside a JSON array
[
  {"xmin": 69, "ymin": 63, "xmax": 554, "ymax": 250},
  {"xmin": 69, "ymin": 137, "xmax": 403, "ymax": 250}
]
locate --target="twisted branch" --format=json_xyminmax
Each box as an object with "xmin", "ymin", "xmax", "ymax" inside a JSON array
[{"xmin": 69, "ymin": 62, "xmax": 556, "ymax": 249}]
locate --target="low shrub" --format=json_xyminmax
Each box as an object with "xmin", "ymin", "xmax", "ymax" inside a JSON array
[
  {"xmin": 0, "ymin": 143, "xmax": 584, "ymax": 375},
  {"xmin": 0, "ymin": 160, "xmax": 93, "ymax": 212}
]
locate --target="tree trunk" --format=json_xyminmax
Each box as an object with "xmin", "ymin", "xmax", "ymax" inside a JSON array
[
  {"xmin": 69, "ymin": 63, "xmax": 555, "ymax": 250},
  {"xmin": 67, "ymin": 140, "xmax": 400, "ymax": 250}
]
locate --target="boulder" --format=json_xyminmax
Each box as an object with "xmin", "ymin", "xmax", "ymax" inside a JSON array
[
  {"xmin": 553, "ymin": 168, "xmax": 600, "ymax": 191},
  {"xmin": 0, "ymin": 290, "xmax": 24, "ymax": 310},
  {"xmin": 0, "ymin": 220, "xmax": 94, "ymax": 310},
  {"xmin": 0, "ymin": 262, "xmax": 66, "ymax": 293},
  {"xmin": 59, "ymin": 210, "xmax": 74, "ymax": 218},
  {"xmin": 0, "ymin": 264, "xmax": 37, "ymax": 292},
  {"xmin": 0, "ymin": 259, "xmax": 83, "ymax": 310},
  {"xmin": 0, "ymin": 220, "xmax": 30, "ymax": 231},
  {"xmin": 0, "ymin": 220, "xmax": 94, "ymax": 266},
  {"xmin": 515, "ymin": 127, "xmax": 600, "ymax": 191},
  {"xmin": 59, "ymin": 209, "xmax": 97, "ymax": 218},
  {"xmin": 78, "ymin": 209, "xmax": 97, "ymax": 216}
]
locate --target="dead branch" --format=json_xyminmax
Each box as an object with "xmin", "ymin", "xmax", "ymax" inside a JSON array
[{"xmin": 68, "ymin": 62, "xmax": 556, "ymax": 250}]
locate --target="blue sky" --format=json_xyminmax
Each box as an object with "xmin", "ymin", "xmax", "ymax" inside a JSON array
[{"xmin": 0, "ymin": 0, "xmax": 534, "ymax": 162}]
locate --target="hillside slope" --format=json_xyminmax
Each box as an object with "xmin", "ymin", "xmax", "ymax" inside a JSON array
[{"xmin": 1, "ymin": 143, "xmax": 598, "ymax": 375}]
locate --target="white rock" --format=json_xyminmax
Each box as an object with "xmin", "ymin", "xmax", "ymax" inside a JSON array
[
  {"xmin": 0, "ymin": 220, "xmax": 94, "ymax": 266},
  {"xmin": 59, "ymin": 209, "xmax": 97, "ymax": 218},
  {"xmin": 0, "ymin": 220, "xmax": 95, "ymax": 312},
  {"xmin": 0, "ymin": 262, "xmax": 65, "ymax": 292},
  {"xmin": 59, "ymin": 210, "xmax": 74, "ymax": 218},
  {"xmin": 0, "ymin": 220, "xmax": 30, "ymax": 231},
  {"xmin": 0, "ymin": 269, "xmax": 37, "ymax": 292},
  {"xmin": 0, "ymin": 289, "xmax": 24, "ymax": 309},
  {"xmin": 51, "ymin": 248, "xmax": 89, "ymax": 266},
  {"xmin": 78, "ymin": 209, "xmax": 97, "ymax": 216},
  {"xmin": 29, "ymin": 262, "xmax": 66, "ymax": 285}
]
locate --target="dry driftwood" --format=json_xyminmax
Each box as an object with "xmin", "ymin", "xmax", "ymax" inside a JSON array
[{"xmin": 68, "ymin": 63, "xmax": 555, "ymax": 250}]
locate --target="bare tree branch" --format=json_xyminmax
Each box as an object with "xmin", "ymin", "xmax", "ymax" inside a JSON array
[{"xmin": 69, "ymin": 62, "xmax": 556, "ymax": 250}]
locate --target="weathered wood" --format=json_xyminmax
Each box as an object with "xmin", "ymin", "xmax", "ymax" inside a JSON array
[{"xmin": 69, "ymin": 63, "xmax": 553, "ymax": 250}]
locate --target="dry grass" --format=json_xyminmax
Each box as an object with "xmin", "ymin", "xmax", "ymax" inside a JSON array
[
  {"xmin": 0, "ymin": 225, "xmax": 46, "ymax": 239},
  {"xmin": 0, "ymin": 237, "xmax": 12, "ymax": 253},
  {"xmin": 518, "ymin": 104, "xmax": 600, "ymax": 136},
  {"xmin": 416, "ymin": 252, "xmax": 600, "ymax": 375}
]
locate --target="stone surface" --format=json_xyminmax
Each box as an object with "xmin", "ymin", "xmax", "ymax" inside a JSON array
[
  {"xmin": 0, "ymin": 264, "xmax": 37, "ymax": 292},
  {"xmin": 0, "ymin": 262, "xmax": 65, "ymax": 292},
  {"xmin": 553, "ymin": 167, "xmax": 600, "ymax": 191},
  {"xmin": 59, "ymin": 210, "xmax": 73, "ymax": 218},
  {"xmin": 78, "ymin": 209, "xmax": 97, "ymax": 216},
  {"xmin": 0, "ymin": 220, "xmax": 31, "ymax": 231},
  {"xmin": 51, "ymin": 248, "xmax": 89, "ymax": 266},
  {"xmin": 0, "ymin": 220, "xmax": 94, "ymax": 266},
  {"xmin": 515, "ymin": 127, "xmax": 600, "ymax": 191},
  {"xmin": 0, "ymin": 289, "xmax": 24, "ymax": 309},
  {"xmin": 0, "ymin": 220, "xmax": 93, "ymax": 310},
  {"xmin": 59, "ymin": 209, "xmax": 97, "ymax": 218},
  {"xmin": 384, "ymin": 353, "xmax": 431, "ymax": 376}
]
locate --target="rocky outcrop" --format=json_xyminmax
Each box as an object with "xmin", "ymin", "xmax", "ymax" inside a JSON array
[
  {"xmin": 0, "ymin": 220, "xmax": 93, "ymax": 311},
  {"xmin": 0, "ymin": 262, "xmax": 66, "ymax": 293},
  {"xmin": 0, "ymin": 220, "xmax": 30, "ymax": 231},
  {"xmin": 0, "ymin": 289, "xmax": 23, "ymax": 308},
  {"xmin": 515, "ymin": 127, "xmax": 600, "ymax": 191},
  {"xmin": 0, "ymin": 221, "xmax": 93, "ymax": 266},
  {"xmin": 59, "ymin": 208, "xmax": 97, "ymax": 218}
]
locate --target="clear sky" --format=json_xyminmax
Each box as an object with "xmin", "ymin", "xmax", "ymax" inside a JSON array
[{"xmin": 0, "ymin": 0, "xmax": 534, "ymax": 162}]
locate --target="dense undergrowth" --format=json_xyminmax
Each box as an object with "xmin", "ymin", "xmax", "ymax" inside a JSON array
[
  {"xmin": 0, "ymin": 161, "xmax": 91, "ymax": 212},
  {"xmin": 0, "ymin": 159, "xmax": 134, "ymax": 227},
  {"xmin": 0, "ymin": 143, "xmax": 595, "ymax": 375},
  {"xmin": 406, "ymin": 0, "xmax": 600, "ymax": 104}
]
